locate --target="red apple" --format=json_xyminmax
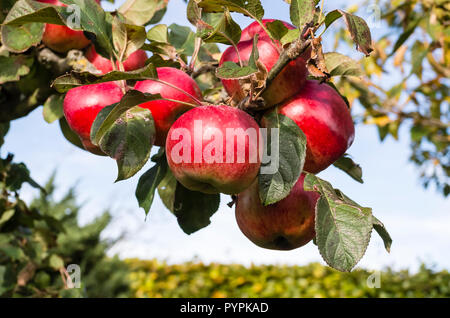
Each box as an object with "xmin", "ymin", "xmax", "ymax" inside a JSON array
[
  {"xmin": 265, "ymin": 80, "xmax": 355, "ymax": 174},
  {"xmin": 165, "ymin": 105, "xmax": 261, "ymax": 194},
  {"xmin": 38, "ymin": 0, "xmax": 100, "ymax": 53},
  {"xmin": 63, "ymin": 82, "xmax": 124, "ymax": 154},
  {"xmin": 235, "ymin": 173, "xmax": 319, "ymax": 250},
  {"xmin": 134, "ymin": 67, "xmax": 203, "ymax": 146},
  {"xmin": 240, "ymin": 19, "xmax": 295, "ymax": 44},
  {"xmin": 219, "ymin": 19, "xmax": 309, "ymax": 106},
  {"xmin": 85, "ymin": 45, "xmax": 148, "ymax": 74}
]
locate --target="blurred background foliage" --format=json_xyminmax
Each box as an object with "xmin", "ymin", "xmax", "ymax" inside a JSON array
[
  {"xmin": 0, "ymin": 144, "xmax": 130, "ymax": 297},
  {"xmin": 127, "ymin": 259, "xmax": 450, "ymax": 298},
  {"xmin": 333, "ymin": 0, "xmax": 449, "ymax": 195}
]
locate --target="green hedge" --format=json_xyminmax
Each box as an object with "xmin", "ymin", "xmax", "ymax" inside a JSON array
[{"xmin": 127, "ymin": 260, "xmax": 450, "ymax": 298}]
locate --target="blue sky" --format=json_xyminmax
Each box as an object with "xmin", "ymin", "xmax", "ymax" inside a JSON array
[{"xmin": 2, "ymin": 0, "xmax": 449, "ymax": 272}]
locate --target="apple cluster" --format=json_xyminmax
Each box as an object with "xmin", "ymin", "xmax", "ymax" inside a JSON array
[{"xmin": 45, "ymin": 8, "xmax": 354, "ymax": 251}]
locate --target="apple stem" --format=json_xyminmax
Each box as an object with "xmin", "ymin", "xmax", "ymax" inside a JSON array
[
  {"xmin": 152, "ymin": 79, "xmax": 203, "ymax": 106},
  {"xmin": 318, "ymin": 0, "xmax": 325, "ymax": 27},
  {"xmin": 159, "ymin": 98, "xmax": 199, "ymax": 108},
  {"xmin": 189, "ymin": 37, "xmax": 202, "ymax": 71}
]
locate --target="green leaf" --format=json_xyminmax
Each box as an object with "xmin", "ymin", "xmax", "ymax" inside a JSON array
[
  {"xmin": 216, "ymin": 61, "xmax": 258, "ymax": 79},
  {"xmin": 324, "ymin": 9, "xmax": 342, "ymax": 29},
  {"xmin": 1, "ymin": 23, "xmax": 44, "ymax": 53},
  {"xmin": 146, "ymin": 54, "xmax": 181, "ymax": 68},
  {"xmin": 410, "ymin": 124, "xmax": 429, "ymax": 142},
  {"xmin": 168, "ymin": 23, "xmax": 196, "ymax": 55},
  {"xmin": 411, "ymin": 41, "xmax": 428, "ymax": 79},
  {"xmin": 3, "ymin": 0, "xmax": 114, "ymax": 57},
  {"xmin": 324, "ymin": 52, "xmax": 363, "ymax": 77},
  {"xmin": 197, "ymin": 0, "xmax": 264, "ymax": 21},
  {"xmin": 0, "ymin": 0, "xmax": 16, "ymax": 24},
  {"xmin": 112, "ymin": 17, "xmax": 147, "ymax": 61},
  {"xmin": 0, "ymin": 123, "xmax": 10, "ymax": 148},
  {"xmin": 42, "ymin": 94, "xmax": 65, "ymax": 124},
  {"xmin": 187, "ymin": 0, "xmax": 202, "ymax": 25},
  {"xmin": 197, "ymin": 10, "xmax": 242, "ymax": 45},
  {"xmin": 135, "ymin": 149, "xmax": 168, "ymax": 215},
  {"xmin": 118, "ymin": 0, "xmax": 168, "ymax": 26},
  {"xmin": 48, "ymin": 254, "xmax": 64, "ymax": 270},
  {"xmin": 0, "ymin": 55, "xmax": 33, "ymax": 84},
  {"xmin": 147, "ymin": 24, "xmax": 168, "ymax": 43},
  {"xmin": 5, "ymin": 162, "xmax": 43, "ymax": 192},
  {"xmin": 259, "ymin": 111, "xmax": 307, "ymax": 206},
  {"xmin": 157, "ymin": 168, "xmax": 177, "ymax": 212},
  {"xmin": 0, "ymin": 209, "xmax": 15, "ymax": 227},
  {"xmin": 173, "ymin": 182, "xmax": 220, "ymax": 235},
  {"xmin": 156, "ymin": 169, "xmax": 220, "ymax": 234},
  {"xmin": 372, "ymin": 216, "xmax": 392, "ymax": 253},
  {"xmin": 90, "ymin": 90, "xmax": 158, "ymax": 181},
  {"xmin": 325, "ymin": 10, "xmax": 373, "ymax": 56},
  {"xmin": 290, "ymin": 0, "xmax": 316, "ymax": 28},
  {"xmin": 247, "ymin": 33, "xmax": 259, "ymax": 69},
  {"xmin": 280, "ymin": 28, "xmax": 300, "ymax": 46},
  {"xmin": 333, "ymin": 154, "xmax": 363, "ymax": 183},
  {"xmin": 390, "ymin": 19, "xmax": 421, "ymax": 55},
  {"xmin": 304, "ymin": 174, "xmax": 373, "ymax": 272},
  {"xmin": 3, "ymin": 0, "xmax": 67, "ymax": 25},
  {"xmin": 91, "ymin": 90, "xmax": 159, "ymax": 145},
  {"xmin": 60, "ymin": 0, "xmax": 114, "ymax": 58},
  {"xmin": 145, "ymin": 24, "xmax": 196, "ymax": 58},
  {"xmin": 266, "ymin": 20, "xmax": 289, "ymax": 41},
  {"xmin": 339, "ymin": 10, "xmax": 373, "ymax": 56},
  {"xmin": 0, "ymin": 245, "xmax": 25, "ymax": 261},
  {"xmin": 59, "ymin": 118, "xmax": 84, "ymax": 150},
  {"xmin": 52, "ymin": 63, "xmax": 158, "ymax": 93},
  {"xmin": 216, "ymin": 34, "xmax": 259, "ymax": 79}
]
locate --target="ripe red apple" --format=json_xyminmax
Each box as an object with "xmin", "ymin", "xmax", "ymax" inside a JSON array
[
  {"xmin": 134, "ymin": 67, "xmax": 203, "ymax": 146},
  {"xmin": 265, "ymin": 80, "xmax": 355, "ymax": 174},
  {"xmin": 235, "ymin": 173, "xmax": 319, "ymax": 250},
  {"xmin": 85, "ymin": 45, "xmax": 148, "ymax": 74},
  {"xmin": 219, "ymin": 19, "xmax": 309, "ymax": 106},
  {"xmin": 165, "ymin": 105, "xmax": 261, "ymax": 195},
  {"xmin": 38, "ymin": 0, "xmax": 100, "ymax": 53},
  {"xmin": 63, "ymin": 82, "xmax": 124, "ymax": 154},
  {"xmin": 240, "ymin": 19, "xmax": 295, "ymax": 44}
]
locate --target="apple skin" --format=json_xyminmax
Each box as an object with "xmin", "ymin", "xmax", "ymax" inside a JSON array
[
  {"xmin": 240, "ymin": 19, "xmax": 296, "ymax": 43},
  {"xmin": 165, "ymin": 105, "xmax": 261, "ymax": 195},
  {"xmin": 85, "ymin": 45, "xmax": 148, "ymax": 74},
  {"xmin": 265, "ymin": 80, "xmax": 355, "ymax": 174},
  {"xmin": 219, "ymin": 19, "xmax": 309, "ymax": 106},
  {"xmin": 134, "ymin": 67, "xmax": 203, "ymax": 146},
  {"xmin": 235, "ymin": 173, "xmax": 319, "ymax": 250},
  {"xmin": 38, "ymin": 0, "xmax": 100, "ymax": 53},
  {"xmin": 63, "ymin": 82, "xmax": 124, "ymax": 154}
]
